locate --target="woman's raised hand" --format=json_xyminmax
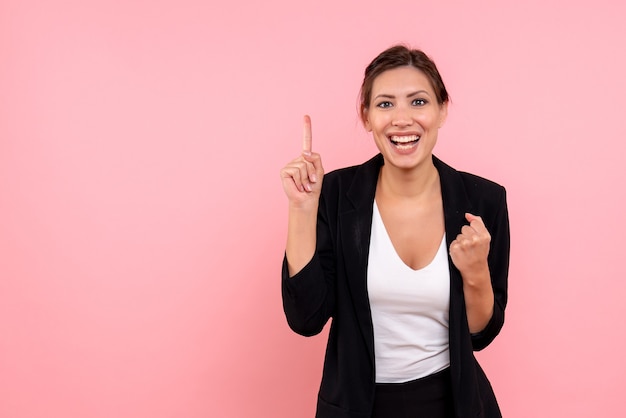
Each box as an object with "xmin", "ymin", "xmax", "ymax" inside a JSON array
[
  {"xmin": 450, "ymin": 213, "xmax": 492, "ymax": 286},
  {"xmin": 282, "ymin": 116, "xmax": 324, "ymax": 274},
  {"xmin": 280, "ymin": 115, "xmax": 325, "ymax": 209},
  {"xmin": 450, "ymin": 213, "xmax": 495, "ymax": 333}
]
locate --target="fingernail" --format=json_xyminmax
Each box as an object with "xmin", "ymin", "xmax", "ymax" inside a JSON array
[
  {"xmin": 311, "ymin": 174, "xmax": 317, "ymax": 183},
  {"xmin": 302, "ymin": 151, "xmax": 311, "ymax": 157},
  {"xmin": 305, "ymin": 183, "xmax": 312, "ymax": 192}
]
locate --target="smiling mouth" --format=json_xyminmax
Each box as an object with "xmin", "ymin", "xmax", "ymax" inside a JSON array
[{"xmin": 389, "ymin": 135, "xmax": 420, "ymax": 149}]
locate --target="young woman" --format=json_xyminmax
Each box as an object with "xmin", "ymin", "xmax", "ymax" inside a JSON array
[{"xmin": 280, "ymin": 45, "xmax": 510, "ymax": 418}]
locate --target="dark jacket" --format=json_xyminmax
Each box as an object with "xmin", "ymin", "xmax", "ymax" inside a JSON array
[{"xmin": 282, "ymin": 154, "xmax": 510, "ymax": 418}]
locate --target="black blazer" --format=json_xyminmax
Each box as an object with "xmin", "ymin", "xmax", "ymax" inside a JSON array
[{"xmin": 282, "ymin": 154, "xmax": 510, "ymax": 418}]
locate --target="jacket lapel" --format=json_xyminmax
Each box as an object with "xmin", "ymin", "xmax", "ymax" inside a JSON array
[
  {"xmin": 434, "ymin": 156, "xmax": 473, "ymax": 258},
  {"xmin": 433, "ymin": 156, "xmax": 474, "ymax": 393},
  {"xmin": 435, "ymin": 155, "xmax": 473, "ymax": 311},
  {"xmin": 338, "ymin": 154, "xmax": 383, "ymax": 367}
]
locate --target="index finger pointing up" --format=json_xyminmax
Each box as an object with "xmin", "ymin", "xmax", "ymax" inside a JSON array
[{"xmin": 302, "ymin": 114, "xmax": 312, "ymax": 153}]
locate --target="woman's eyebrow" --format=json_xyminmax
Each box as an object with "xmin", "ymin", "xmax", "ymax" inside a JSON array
[
  {"xmin": 406, "ymin": 90, "xmax": 429, "ymax": 97},
  {"xmin": 373, "ymin": 90, "xmax": 430, "ymax": 101}
]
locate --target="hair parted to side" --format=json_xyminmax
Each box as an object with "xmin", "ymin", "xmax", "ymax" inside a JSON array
[{"xmin": 359, "ymin": 45, "xmax": 449, "ymax": 123}]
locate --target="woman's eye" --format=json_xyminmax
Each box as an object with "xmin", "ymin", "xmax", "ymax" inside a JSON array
[
  {"xmin": 376, "ymin": 101, "xmax": 393, "ymax": 109},
  {"xmin": 412, "ymin": 98, "xmax": 427, "ymax": 106}
]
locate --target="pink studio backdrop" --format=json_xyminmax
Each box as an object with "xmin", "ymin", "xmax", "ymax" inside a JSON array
[{"xmin": 1, "ymin": 0, "xmax": 625, "ymax": 417}]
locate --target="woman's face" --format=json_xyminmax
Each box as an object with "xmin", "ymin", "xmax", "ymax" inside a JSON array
[{"xmin": 363, "ymin": 66, "xmax": 448, "ymax": 171}]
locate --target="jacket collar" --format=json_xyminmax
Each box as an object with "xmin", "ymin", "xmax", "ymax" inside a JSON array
[
  {"xmin": 343, "ymin": 153, "xmax": 383, "ymax": 213},
  {"xmin": 343, "ymin": 153, "xmax": 474, "ymax": 220}
]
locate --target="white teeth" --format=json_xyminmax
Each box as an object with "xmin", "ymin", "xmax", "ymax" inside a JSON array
[{"xmin": 390, "ymin": 135, "xmax": 420, "ymax": 143}]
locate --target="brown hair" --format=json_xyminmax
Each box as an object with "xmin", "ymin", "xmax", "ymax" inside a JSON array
[{"xmin": 359, "ymin": 45, "xmax": 449, "ymax": 123}]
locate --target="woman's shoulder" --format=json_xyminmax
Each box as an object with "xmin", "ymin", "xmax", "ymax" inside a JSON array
[
  {"xmin": 322, "ymin": 154, "xmax": 383, "ymax": 189},
  {"xmin": 457, "ymin": 170, "xmax": 506, "ymax": 195},
  {"xmin": 434, "ymin": 156, "xmax": 506, "ymax": 194}
]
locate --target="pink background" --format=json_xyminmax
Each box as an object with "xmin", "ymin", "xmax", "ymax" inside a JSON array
[{"xmin": 1, "ymin": 0, "xmax": 625, "ymax": 416}]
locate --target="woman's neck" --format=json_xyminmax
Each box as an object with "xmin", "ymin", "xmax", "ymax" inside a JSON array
[{"xmin": 377, "ymin": 158, "xmax": 440, "ymax": 200}]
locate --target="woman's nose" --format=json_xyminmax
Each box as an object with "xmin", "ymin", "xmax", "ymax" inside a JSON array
[{"xmin": 391, "ymin": 106, "xmax": 413, "ymax": 127}]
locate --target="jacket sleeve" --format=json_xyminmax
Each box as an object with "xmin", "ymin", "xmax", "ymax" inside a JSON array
[
  {"xmin": 471, "ymin": 186, "xmax": 510, "ymax": 351},
  {"xmin": 281, "ymin": 192, "xmax": 337, "ymax": 337}
]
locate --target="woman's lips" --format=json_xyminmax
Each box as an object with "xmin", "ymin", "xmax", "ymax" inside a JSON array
[{"xmin": 389, "ymin": 134, "xmax": 420, "ymax": 150}]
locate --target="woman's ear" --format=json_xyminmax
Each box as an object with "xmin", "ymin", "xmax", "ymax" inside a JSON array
[{"xmin": 361, "ymin": 107, "xmax": 372, "ymax": 132}]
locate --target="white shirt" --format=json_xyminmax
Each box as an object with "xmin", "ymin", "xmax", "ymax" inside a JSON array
[{"xmin": 367, "ymin": 202, "xmax": 451, "ymax": 383}]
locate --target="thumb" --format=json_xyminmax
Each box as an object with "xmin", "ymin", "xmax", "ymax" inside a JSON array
[
  {"xmin": 465, "ymin": 212, "xmax": 483, "ymax": 223},
  {"xmin": 465, "ymin": 212, "xmax": 477, "ymax": 222}
]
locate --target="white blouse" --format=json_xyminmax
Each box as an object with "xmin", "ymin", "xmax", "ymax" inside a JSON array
[{"xmin": 367, "ymin": 202, "xmax": 451, "ymax": 383}]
